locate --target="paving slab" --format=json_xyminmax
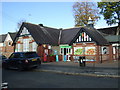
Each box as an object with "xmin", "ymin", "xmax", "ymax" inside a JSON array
[{"xmin": 35, "ymin": 60, "xmax": 120, "ymax": 78}]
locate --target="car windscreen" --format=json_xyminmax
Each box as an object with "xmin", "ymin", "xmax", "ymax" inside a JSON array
[
  {"xmin": 2, "ymin": 56, "xmax": 7, "ymax": 59},
  {"xmin": 24, "ymin": 52, "xmax": 38, "ymax": 58}
]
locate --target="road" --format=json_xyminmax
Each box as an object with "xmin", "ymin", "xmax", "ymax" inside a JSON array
[{"xmin": 2, "ymin": 68, "xmax": 118, "ymax": 88}]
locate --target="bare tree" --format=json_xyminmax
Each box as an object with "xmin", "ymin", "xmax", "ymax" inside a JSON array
[{"xmin": 16, "ymin": 19, "xmax": 26, "ymax": 32}]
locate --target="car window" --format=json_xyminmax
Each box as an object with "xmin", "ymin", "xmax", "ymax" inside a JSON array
[
  {"xmin": 24, "ymin": 52, "xmax": 38, "ymax": 58},
  {"xmin": 1, "ymin": 55, "xmax": 7, "ymax": 59},
  {"xmin": 20, "ymin": 54, "xmax": 25, "ymax": 58},
  {"xmin": 2, "ymin": 56, "xmax": 7, "ymax": 59},
  {"xmin": 9, "ymin": 53, "xmax": 21, "ymax": 58}
]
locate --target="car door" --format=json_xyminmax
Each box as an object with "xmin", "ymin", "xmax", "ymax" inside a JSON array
[
  {"xmin": 8, "ymin": 53, "xmax": 15, "ymax": 67},
  {"xmin": 8, "ymin": 53, "xmax": 20, "ymax": 68}
]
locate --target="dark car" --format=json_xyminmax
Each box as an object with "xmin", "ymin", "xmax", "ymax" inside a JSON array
[
  {"xmin": 0, "ymin": 55, "xmax": 7, "ymax": 66},
  {"xmin": 0, "ymin": 55, "xmax": 7, "ymax": 60},
  {"xmin": 2, "ymin": 52, "xmax": 41, "ymax": 71}
]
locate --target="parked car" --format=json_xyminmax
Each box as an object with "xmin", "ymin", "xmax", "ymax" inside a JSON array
[
  {"xmin": 0, "ymin": 55, "xmax": 7, "ymax": 60},
  {"xmin": 0, "ymin": 55, "xmax": 7, "ymax": 66},
  {"xmin": 2, "ymin": 52, "xmax": 41, "ymax": 71}
]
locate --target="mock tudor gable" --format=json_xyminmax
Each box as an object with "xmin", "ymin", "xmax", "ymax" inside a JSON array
[
  {"xmin": 60, "ymin": 27, "xmax": 110, "ymax": 45},
  {"xmin": 13, "ymin": 22, "xmax": 61, "ymax": 46}
]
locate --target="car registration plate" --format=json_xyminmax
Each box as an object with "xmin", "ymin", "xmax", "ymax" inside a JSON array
[{"xmin": 32, "ymin": 59, "xmax": 37, "ymax": 61}]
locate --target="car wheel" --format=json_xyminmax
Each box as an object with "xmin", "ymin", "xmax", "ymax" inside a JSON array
[
  {"xmin": 17, "ymin": 64, "xmax": 24, "ymax": 71},
  {"xmin": 2, "ymin": 63, "xmax": 9, "ymax": 69}
]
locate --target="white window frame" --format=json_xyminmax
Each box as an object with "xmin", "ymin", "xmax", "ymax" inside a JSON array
[
  {"xmin": 32, "ymin": 42, "xmax": 37, "ymax": 51},
  {"xmin": 8, "ymin": 41, "xmax": 11, "ymax": 46},
  {"xmin": 23, "ymin": 38, "xmax": 29, "ymax": 52},
  {"xmin": 17, "ymin": 43, "xmax": 21, "ymax": 52},
  {"xmin": 21, "ymin": 27, "xmax": 29, "ymax": 35}
]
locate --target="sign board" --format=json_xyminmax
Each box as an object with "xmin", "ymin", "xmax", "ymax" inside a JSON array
[
  {"xmin": 74, "ymin": 47, "xmax": 96, "ymax": 55},
  {"xmin": 85, "ymin": 47, "xmax": 96, "ymax": 55},
  {"xmin": 84, "ymin": 59, "xmax": 96, "ymax": 61},
  {"xmin": 74, "ymin": 47, "xmax": 84, "ymax": 55},
  {"xmin": 60, "ymin": 45, "xmax": 72, "ymax": 48}
]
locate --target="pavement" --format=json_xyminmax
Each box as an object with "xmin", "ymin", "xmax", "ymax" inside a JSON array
[{"xmin": 35, "ymin": 60, "xmax": 120, "ymax": 78}]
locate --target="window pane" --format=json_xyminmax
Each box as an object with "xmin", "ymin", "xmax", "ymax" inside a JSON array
[
  {"xmin": 23, "ymin": 39, "xmax": 29, "ymax": 52},
  {"xmin": 32, "ymin": 42, "xmax": 37, "ymax": 51}
]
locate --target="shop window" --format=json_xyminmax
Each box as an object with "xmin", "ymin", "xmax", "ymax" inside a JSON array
[
  {"xmin": 60, "ymin": 48, "xmax": 72, "ymax": 55},
  {"xmin": 101, "ymin": 46, "xmax": 109, "ymax": 54},
  {"xmin": 113, "ymin": 47, "xmax": 116, "ymax": 54}
]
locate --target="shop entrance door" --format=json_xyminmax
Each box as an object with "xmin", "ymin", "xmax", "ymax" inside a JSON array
[{"xmin": 61, "ymin": 48, "xmax": 72, "ymax": 61}]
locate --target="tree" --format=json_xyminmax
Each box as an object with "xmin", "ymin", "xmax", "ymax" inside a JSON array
[
  {"xmin": 98, "ymin": 2, "xmax": 120, "ymax": 26},
  {"xmin": 73, "ymin": 2, "xmax": 99, "ymax": 27},
  {"xmin": 16, "ymin": 19, "xmax": 26, "ymax": 32},
  {"xmin": 17, "ymin": 19, "xmax": 26, "ymax": 29},
  {"xmin": 98, "ymin": 2, "xmax": 120, "ymax": 35}
]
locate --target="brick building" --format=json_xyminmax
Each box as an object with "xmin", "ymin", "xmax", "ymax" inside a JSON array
[
  {"xmin": 13, "ymin": 22, "xmax": 119, "ymax": 63},
  {"xmin": 0, "ymin": 32, "xmax": 17, "ymax": 57},
  {"xmin": 98, "ymin": 26, "xmax": 120, "ymax": 61}
]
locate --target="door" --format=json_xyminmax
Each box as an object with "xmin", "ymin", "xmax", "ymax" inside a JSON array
[
  {"xmin": 9, "ymin": 53, "xmax": 21, "ymax": 68},
  {"xmin": 61, "ymin": 48, "xmax": 72, "ymax": 61}
]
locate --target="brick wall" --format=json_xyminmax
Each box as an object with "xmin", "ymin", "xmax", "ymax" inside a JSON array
[{"xmin": 1, "ymin": 41, "xmax": 14, "ymax": 57}]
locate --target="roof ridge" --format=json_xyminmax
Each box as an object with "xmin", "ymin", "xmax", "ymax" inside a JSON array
[
  {"xmin": 63, "ymin": 26, "xmax": 84, "ymax": 30},
  {"xmin": 97, "ymin": 26, "xmax": 118, "ymax": 30}
]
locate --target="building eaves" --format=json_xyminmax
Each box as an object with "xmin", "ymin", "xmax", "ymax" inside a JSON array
[
  {"xmin": 8, "ymin": 32, "xmax": 18, "ymax": 41},
  {"xmin": 82, "ymin": 27, "xmax": 110, "ymax": 45}
]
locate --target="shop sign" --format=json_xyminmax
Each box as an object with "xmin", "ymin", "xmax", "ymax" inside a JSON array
[{"xmin": 60, "ymin": 45, "xmax": 72, "ymax": 48}]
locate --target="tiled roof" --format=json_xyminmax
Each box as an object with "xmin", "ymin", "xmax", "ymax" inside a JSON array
[
  {"xmin": 82, "ymin": 27, "xmax": 110, "ymax": 45},
  {"xmin": 8, "ymin": 32, "xmax": 17, "ymax": 41},
  {"xmin": 60, "ymin": 27, "xmax": 82, "ymax": 45},
  {"xmin": 13, "ymin": 22, "xmax": 110, "ymax": 46},
  {"xmin": 14, "ymin": 22, "xmax": 60, "ymax": 45},
  {"xmin": 0, "ymin": 34, "xmax": 7, "ymax": 43},
  {"xmin": 61, "ymin": 27, "xmax": 110, "ymax": 45},
  {"xmin": 97, "ymin": 26, "xmax": 118, "ymax": 35}
]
